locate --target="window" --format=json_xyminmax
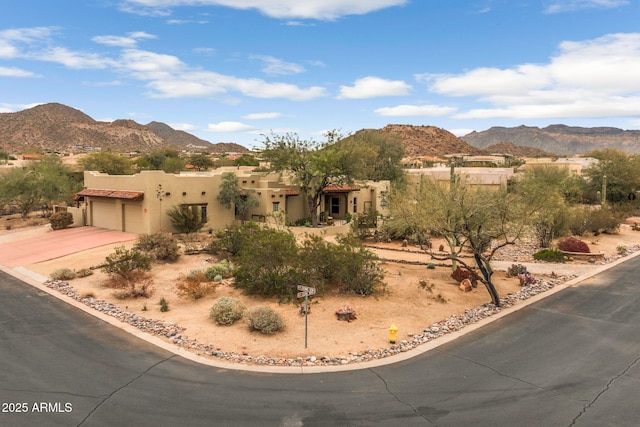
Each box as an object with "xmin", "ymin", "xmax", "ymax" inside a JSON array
[
  {"xmin": 353, "ymin": 197, "xmax": 357, "ymax": 213},
  {"xmin": 200, "ymin": 205, "xmax": 208, "ymax": 222},
  {"xmin": 272, "ymin": 202, "xmax": 280, "ymax": 212}
]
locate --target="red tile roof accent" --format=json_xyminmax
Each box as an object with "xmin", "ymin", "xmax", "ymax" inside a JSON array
[{"xmin": 76, "ymin": 189, "xmax": 144, "ymax": 200}]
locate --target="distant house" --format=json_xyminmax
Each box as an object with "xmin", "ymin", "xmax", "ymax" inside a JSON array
[
  {"xmin": 72, "ymin": 168, "xmax": 388, "ymax": 234},
  {"xmin": 521, "ymin": 157, "xmax": 598, "ymax": 175},
  {"xmin": 406, "ymin": 167, "xmax": 515, "ymax": 188}
]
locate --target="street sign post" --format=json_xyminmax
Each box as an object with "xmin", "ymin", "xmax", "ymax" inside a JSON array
[{"xmin": 297, "ymin": 285, "xmax": 316, "ymax": 348}]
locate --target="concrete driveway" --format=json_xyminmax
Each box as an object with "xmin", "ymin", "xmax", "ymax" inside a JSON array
[{"xmin": 0, "ymin": 226, "xmax": 137, "ymax": 269}]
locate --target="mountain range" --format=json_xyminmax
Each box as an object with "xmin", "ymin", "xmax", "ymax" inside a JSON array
[
  {"xmin": 462, "ymin": 125, "xmax": 640, "ymax": 155},
  {"xmin": 1, "ymin": 103, "xmax": 638, "ymax": 157},
  {"xmin": 0, "ymin": 103, "xmax": 249, "ymax": 154}
]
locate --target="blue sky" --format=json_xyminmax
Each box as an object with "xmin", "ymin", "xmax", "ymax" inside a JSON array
[{"xmin": 1, "ymin": 1, "xmax": 639, "ymax": 149}]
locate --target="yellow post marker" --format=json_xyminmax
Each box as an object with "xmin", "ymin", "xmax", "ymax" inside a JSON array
[{"xmin": 389, "ymin": 323, "xmax": 398, "ymax": 344}]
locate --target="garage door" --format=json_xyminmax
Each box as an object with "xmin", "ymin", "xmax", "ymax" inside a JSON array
[
  {"xmin": 123, "ymin": 203, "xmax": 144, "ymax": 233},
  {"xmin": 91, "ymin": 200, "xmax": 117, "ymax": 230}
]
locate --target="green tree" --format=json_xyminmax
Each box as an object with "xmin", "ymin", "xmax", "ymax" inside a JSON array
[
  {"xmin": 340, "ymin": 130, "xmax": 406, "ymax": 183},
  {"xmin": 0, "ymin": 156, "xmax": 74, "ymax": 217},
  {"xmin": 216, "ymin": 172, "xmax": 259, "ymax": 223},
  {"xmin": 187, "ymin": 153, "xmax": 214, "ymax": 171},
  {"xmin": 583, "ymin": 148, "xmax": 639, "ymax": 203},
  {"xmin": 167, "ymin": 205, "xmax": 206, "ymax": 233},
  {"xmin": 512, "ymin": 166, "xmax": 577, "ymax": 247},
  {"xmin": 388, "ymin": 177, "xmax": 540, "ymax": 307},
  {"xmin": 259, "ymin": 131, "xmax": 363, "ymax": 227},
  {"xmin": 78, "ymin": 151, "xmax": 133, "ymax": 175}
]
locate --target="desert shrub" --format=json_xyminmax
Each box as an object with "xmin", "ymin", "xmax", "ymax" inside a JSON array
[
  {"xmin": 506, "ymin": 264, "xmax": 528, "ymax": 278},
  {"xmin": 50, "ymin": 268, "xmax": 76, "ymax": 281},
  {"xmin": 569, "ymin": 206, "xmax": 623, "ymax": 236},
  {"xmin": 427, "ymin": 263, "xmax": 436, "ymax": 270},
  {"xmin": 331, "ymin": 234, "xmax": 385, "ymax": 295},
  {"xmin": 518, "ymin": 273, "xmax": 536, "ymax": 286},
  {"xmin": 76, "ymin": 268, "xmax": 94, "ymax": 278},
  {"xmin": 232, "ymin": 226, "xmax": 301, "ymax": 300},
  {"xmin": 101, "ymin": 246, "xmax": 151, "ymax": 281},
  {"xmin": 108, "ymin": 273, "xmax": 155, "ymax": 299},
  {"xmin": 209, "ymin": 296, "xmax": 246, "ymax": 326},
  {"xmin": 450, "ymin": 267, "xmax": 480, "ymax": 287},
  {"xmin": 175, "ymin": 270, "xmax": 217, "ymax": 299},
  {"xmin": 135, "ymin": 233, "xmax": 180, "ymax": 262},
  {"xmin": 246, "ymin": 306, "xmax": 285, "ymax": 335},
  {"xmin": 533, "ymin": 249, "xmax": 566, "ymax": 262},
  {"xmin": 160, "ymin": 297, "xmax": 169, "ymax": 312},
  {"xmin": 208, "ymin": 222, "xmax": 261, "ymax": 258},
  {"xmin": 49, "ymin": 211, "xmax": 73, "ymax": 230},
  {"xmin": 558, "ymin": 237, "xmax": 590, "ymax": 253},
  {"xmin": 167, "ymin": 205, "xmax": 206, "ymax": 234},
  {"xmin": 617, "ymin": 243, "xmax": 629, "ymax": 255},
  {"xmin": 204, "ymin": 262, "xmax": 232, "ymax": 280}
]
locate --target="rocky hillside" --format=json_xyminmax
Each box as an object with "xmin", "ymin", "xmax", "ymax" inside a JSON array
[
  {"xmin": 0, "ymin": 103, "xmax": 249, "ymax": 154},
  {"xmin": 485, "ymin": 141, "xmax": 556, "ymax": 158},
  {"xmin": 462, "ymin": 125, "xmax": 640, "ymax": 155},
  {"xmin": 375, "ymin": 124, "xmax": 483, "ymax": 157}
]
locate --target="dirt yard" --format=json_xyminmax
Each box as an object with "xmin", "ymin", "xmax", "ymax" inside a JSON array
[{"xmin": 18, "ymin": 218, "xmax": 640, "ymax": 361}]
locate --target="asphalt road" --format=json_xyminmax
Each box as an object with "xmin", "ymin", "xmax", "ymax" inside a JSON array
[{"xmin": 1, "ymin": 257, "xmax": 640, "ymax": 427}]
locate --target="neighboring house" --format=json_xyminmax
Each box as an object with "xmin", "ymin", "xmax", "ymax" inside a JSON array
[
  {"xmin": 406, "ymin": 167, "xmax": 515, "ymax": 188},
  {"xmin": 520, "ymin": 157, "xmax": 598, "ymax": 175},
  {"xmin": 72, "ymin": 168, "xmax": 388, "ymax": 234}
]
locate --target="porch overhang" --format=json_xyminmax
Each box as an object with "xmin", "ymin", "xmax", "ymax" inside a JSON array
[{"xmin": 75, "ymin": 189, "xmax": 145, "ymax": 201}]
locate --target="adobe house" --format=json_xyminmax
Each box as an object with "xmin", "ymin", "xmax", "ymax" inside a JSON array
[{"xmin": 71, "ymin": 168, "xmax": 388, "ymax": 234}]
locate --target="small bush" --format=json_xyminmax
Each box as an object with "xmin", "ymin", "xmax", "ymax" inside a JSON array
[
  {"xmin": 175, "ymin": 270, "xmax": 216, "ymax": 299},
  {"xmin": 135, "ymin": 233, "xmax": 181, "ymax": 262},
  {"xmin": 76, "ymin": 268, "xmax": 94, "ymax": 278},
  {"xmin": 506, "ymin": 264, "xmax": 528, "ymax": 278},
  {"xmin": 205, "ymin": 262, "xmax": 232, "ymax": 280},
  {"xmin": 102, "ymin": 246, "xmax": 151, "ymax": 281},
  {"xmin": 247, "ymin": 306, "xmax": 285, "ymax": 335},
  {"xmin": 518, "ymin": 273, "xmax": 536, "ymax": 286},
  {"xmin": 617, "ymin": 243, "xmax": 628, "ymax": 256},
  {"xmin": 533, "ymin": 249, "xmax": 566, "ymax": 262},
  {"xmin": 49, "ymin": 211, "xmax": 73, "ymax": 230},
  {"xmin": 558, "ymin": 237, "xmax": 590, "ymax": 253},
  {"xmin": 209, "ymin": 296, "xmax": 246, "ymax": 326},
  {"xmin": 50, "ymin": 268, "xmax": 76, "ymax": 281},
  {"xmin": 450, "ymin": 267, "xmax": 480, "ymax": 287},
  {"xmin": 108, "ymin": 273, "xmax": 155, "ymax": 299},
  {"xmin": 426, "ymin": 263, "xmax": 436, "ymax": 270},
  {"xmin": 160, "ymin": 297, "xmax": 169, "ymax": 312}
]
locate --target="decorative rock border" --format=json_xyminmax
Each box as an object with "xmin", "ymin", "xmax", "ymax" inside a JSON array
[{"xmin": 42, "ymin": 243, "xmax": 640, "ymax": 367}]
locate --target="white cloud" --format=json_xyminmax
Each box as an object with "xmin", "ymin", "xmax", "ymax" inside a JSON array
[
  {"xmin": 0, "ymin": 66, "xmax": 39, "ymax": 77},
  {"xmin": 0, "ymin": 102, "xmax": 41, "ymax": 113},
  {"xmin": 338, "ymin": 76, "xmax": 411, "ymax": 99},
  {"xmin": 252, "ymin": 55, "xmax": 305, "ymax": 75},
  {"xmin": 0, "ymin": 27, "xmax": 56, "ymax": 59},
  {"xmin": 423, "ymin": 32, "xmax": 640, "ymax": 120},
  {"xmin": 375, "ymin": 104, "xmax": 457, "ymax": 117},
  {"xmin": 93, "ymin": 32, "xmax": 156, "ymax": 48},
  {"xmin": 169, "ymin": 122, "xmax": 196, "ymax": 131},
  {"xmin": 544, "ymin": 0, "xmax": 629, "ymax": 13},
  {"xmin": 38, "ymin": 47, "xmax": 116, "ymax": 69},
  {"xmin": 123, "ymin": 0, "xmax": 408, "ymax": 20},
  {"xmin": 0, "ymin": 28, "xmax": 326, "ymax": 101},
  {"xmin": 207, "ymin": 121, "xmax": 254, "ymax": 132},
  {"xmin": 244, "ymin": 112, "xmax": 282, "ymax": 120}
]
